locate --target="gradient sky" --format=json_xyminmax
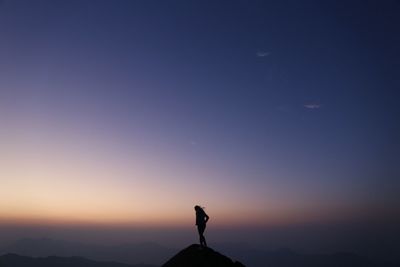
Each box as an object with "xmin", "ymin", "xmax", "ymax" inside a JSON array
[{"xmin": 0, "ymin": 0, "xmax": 399, "ymax": 253}]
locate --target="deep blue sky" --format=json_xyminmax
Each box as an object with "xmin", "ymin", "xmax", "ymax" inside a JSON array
[{"xmin": 0, "ymin": 0, "xmax": 399, "ymax": 257}]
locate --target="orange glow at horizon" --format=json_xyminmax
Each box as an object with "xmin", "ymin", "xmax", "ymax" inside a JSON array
[
  {"xmin": 1, "ymin": 122, "xmax": 375, "ymax": 229},
  {"xmin": 0, "ymin": 128, "xmax": 265, "ymax": 227}
]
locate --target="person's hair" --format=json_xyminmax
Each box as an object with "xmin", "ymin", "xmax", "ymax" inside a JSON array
[{"xmin": 194, "ymin": 205, "xmax": 204, "ymax": 211}]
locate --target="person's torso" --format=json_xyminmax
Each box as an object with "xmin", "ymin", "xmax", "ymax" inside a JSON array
[{"xmin": 196, "ymin": 210, "xmax": 206, "ymax": 225}]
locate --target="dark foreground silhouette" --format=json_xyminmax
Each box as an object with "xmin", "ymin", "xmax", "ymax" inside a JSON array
[
  {"xmin": 162, "ymin": 244, "xmax": 245, "ymax": 267},
  {"xmin": 194, "ymin": 205, "xmax": 209, "ymax": 247}
]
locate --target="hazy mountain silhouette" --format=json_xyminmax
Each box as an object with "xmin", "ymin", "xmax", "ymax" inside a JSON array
[
  {"xmin": 215, "ymin": 244, "xmax": 400, "ymax": 267},
  {"xmin": 2, "ymin": 238, "xmax": 400, "ymax": 267},
  {"xmin": 0, "ymin": 238, "xmax": 174, "ymax": 265},
  {"xmin": 162, "ymin": 244, "xmax": 245, "ymax": 267},
  {"xmin": 0, "ymin": 253, "xmax": 155, "ymax": 267}
]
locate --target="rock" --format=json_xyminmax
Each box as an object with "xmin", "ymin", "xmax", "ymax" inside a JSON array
[{"xmin": 162, "ymin": 244, "xmax": 245, "ymax": 267}]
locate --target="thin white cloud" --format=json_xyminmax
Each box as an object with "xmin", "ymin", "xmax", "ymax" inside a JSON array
[
  {"xmin": 256, "ymin": 51, "xmax": 270, "ymax": 57},
  {"xmin": 304, "ymin": 103, "xmax": 321, "ymax": 109}
]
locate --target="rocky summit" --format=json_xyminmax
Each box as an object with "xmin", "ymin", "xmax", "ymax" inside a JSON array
[{"xmin": 162, "ymin": 244, "xmax": 245, "ymax": 267}]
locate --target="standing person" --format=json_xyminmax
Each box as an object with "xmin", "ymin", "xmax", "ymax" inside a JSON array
[{"xmin": 194, "ymin": 205, "xmax": 209, "ymax": 247}]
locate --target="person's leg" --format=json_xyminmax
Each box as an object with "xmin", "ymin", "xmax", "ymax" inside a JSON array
[
  {"xmin": 202, "ymin": 234, "xmax": 207, "ymax": 247},
  {"xmin": 197, "ymin": 224, "xmax": 203, "ymax": 245},
  {"xmin": 197, "ymin": 224, "xmax": 207, "ymax": 247}
]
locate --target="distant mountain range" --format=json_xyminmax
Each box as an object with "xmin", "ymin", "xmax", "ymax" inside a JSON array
[
  {"xmin": 0, "ymin": 253, "xmax": 155, "ymax": 267},
  {"xmin": 215, "ymin": 243, "xmax": 400, "ymax": 267},
  {"xmin": 1, "ymin": 238, "xmax": 399, "ymax": 267},
  {"xmin": 0, "ymin": 238, "xmax": 173, "ymax": 265}
]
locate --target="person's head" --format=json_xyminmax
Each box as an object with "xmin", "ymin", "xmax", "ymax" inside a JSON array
[{"xmin": 194, "ymin": 205, "xmax": 202, "ymax": 212}]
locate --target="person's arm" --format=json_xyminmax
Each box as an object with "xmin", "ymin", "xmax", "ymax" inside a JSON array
[{"xmin": 204, "ymin": 213, "xmax": 209, "ymax": 223}]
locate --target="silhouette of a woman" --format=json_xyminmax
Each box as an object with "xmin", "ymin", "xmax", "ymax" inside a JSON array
[{"xmin": 194, "ymin": 205, "xmax": 209, "ymax": 247}]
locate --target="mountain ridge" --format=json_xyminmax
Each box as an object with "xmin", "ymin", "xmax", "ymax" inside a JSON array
[
  {"xmin": 162, "ymin": 244, "xmax": 245, "ymax": 267},
  {"xmin": 0, "ymin": 238, "xmax": 174, "ymax": 265},
  {"xmin": 0, "ymin": 253, "xmax": 155, "ymax": 267},
  {"xmin": 2, "ymin": 238, "xmax": 400, "ymax": 267}
]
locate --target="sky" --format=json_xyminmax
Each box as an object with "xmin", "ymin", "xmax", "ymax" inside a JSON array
[{"xmin": 0, "ymin": 0, "xmax": 399, "ymax": 256}]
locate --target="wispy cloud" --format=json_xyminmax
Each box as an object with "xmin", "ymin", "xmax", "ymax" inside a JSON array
[
  {"xmin": 304, "ymin": 103, "xmax": 321, "ymax": 109},
  {"xmin": 256, "ymin": 51, "xmax": 270, "ymax": 57}
]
